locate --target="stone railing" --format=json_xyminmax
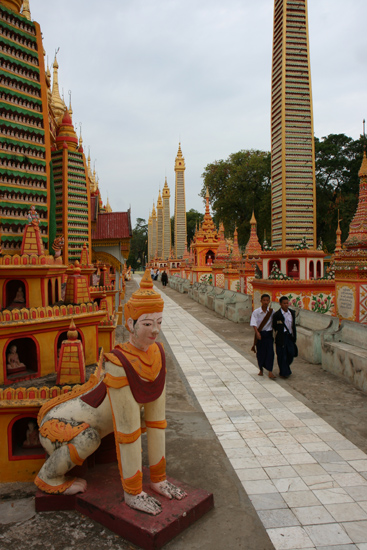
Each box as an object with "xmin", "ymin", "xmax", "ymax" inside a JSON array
[
  {"xmin": 0, "ymin": 302, "xmax": 98, "ymax": 323},
  {"xmin": 295, "ymin": 308, "xmax": 339, "ymax": 364},
  {"xmin": 322, "ymin": 320, "xmax": 367, "ymax": 393},
  {"xmin": 170, "ymin": 279, "xmax": 252, "ymax": 323},
  {"xmin": 168, "ymin": 276, "xmax": 190, "ymax": 294}
]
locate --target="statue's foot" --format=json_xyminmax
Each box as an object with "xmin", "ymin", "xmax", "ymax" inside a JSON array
[
  {"xmin": 124, "ymin": 490, "xmax": 162, "ymax": 515},
  {"xmin": 151, "ymin": 480, "xmax": 187, "ymax": 500},
  {"xmin": 64, "ymin": 478, "xmax": 87, "ymax": 495}
]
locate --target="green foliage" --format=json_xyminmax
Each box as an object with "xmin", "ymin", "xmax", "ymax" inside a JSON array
[
  {"xmin": 127, "ymin": 218, "xmax": 148, "ymax": 269},
  {"xmin": 187, "ymin": 209, "xmax": 204, "ymax": 245},
  {"xmin": 201, "ymin": 149, "xmax": 271, "ymax": 248},
  {"xmin": 315, "ymin": 134, "xmax": 365, "ymax": 252}
]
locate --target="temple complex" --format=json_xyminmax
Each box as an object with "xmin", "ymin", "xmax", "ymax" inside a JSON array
[{"xmin": 0, "ymin": 0, "xmax": 131, "ymax": 484}]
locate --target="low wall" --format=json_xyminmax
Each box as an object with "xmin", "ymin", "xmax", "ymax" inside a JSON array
[
  {"xmin": 322, "ymin": 320, "xmax": 367, "ymax": 393},
  {"xmin": 169, "ymin": 278, "xmax": 252, "ymax": 323}
]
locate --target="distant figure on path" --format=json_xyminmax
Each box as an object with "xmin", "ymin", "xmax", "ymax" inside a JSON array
[
  {"xmin": 250, "ymin": 294, "xmax": 275, "ymax": 379},
  {"xmin": 272, "ymin": 296, "xmax": 297, "ymax": 378},
  {"xmin": 161, "ymin": 270, "xmax": 168, "ymax": 287}
]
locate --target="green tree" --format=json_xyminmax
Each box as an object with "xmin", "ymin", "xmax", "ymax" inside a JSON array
[
  {"xmin": 201, "ymin": 149, "xmax": 271, "ymax": 248},
  {"xmin": 315, "ymin": 134, "xmax": 365, "ymax": 251},
  {"xmin": 127, "ymin": 218, "xmax": 148, "ymax": 269},
  {"xmin": 186, "ymin": 209, "xmax": 204, "ymax": 245}
]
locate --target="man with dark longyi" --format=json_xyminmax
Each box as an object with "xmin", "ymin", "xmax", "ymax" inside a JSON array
[
  {"xmin": 250, "ymin": 294, "xmax": 275, "ymax": 379},
  {"xmin": 272, "ymin": 296, "xmax": 297, "ymax": 379}
]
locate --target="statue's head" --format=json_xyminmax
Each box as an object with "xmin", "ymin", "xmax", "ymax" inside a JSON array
[{"xmin": 124, "ymin": 269, "xmax": 164, "ymax": 351}]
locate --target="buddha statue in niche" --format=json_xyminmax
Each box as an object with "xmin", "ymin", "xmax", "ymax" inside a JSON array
[
  {"xmin": 14, "ymin": 286, "xmax": 25, "ymax": 303},
  {"xmin": 23, "ymin": 421, "xmax": 41, "ymax": 449},
  {"xmin": 7, "ymin": 345, "xmax": 26, "ymax": 373},
  {"xmin": 35, "ymin": 270, "xmax": 186, "ymax": 515}
]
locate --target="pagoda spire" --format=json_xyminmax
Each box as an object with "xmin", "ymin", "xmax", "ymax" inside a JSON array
[
  {"xmin": 232, "ymin": 226, "xmax": 242, "ymax": 262},
  {"xmin": 22, "ymin": 0, "xmax": 31, "ymax": 20},
  {"xmin": 52, "ymin": 53, "xmax": 66, "ymax": 120},
  {"xmin": 343, "ymin": 150, "xmax": 367, "ymax": 249},
  {"xmin": 245, "ymin": 210, "xmax": 262, "ymax": 258},
  {"xmin": 335, "ymin": 210, "xmax": 342, "ymax": 254},
  {"xmin": 215, "ymin": 222, "xmax": 229, "ymax": 262},
  {"xmin": 205, "ymin": 187, "xmax": 210, "ymax": 216}
]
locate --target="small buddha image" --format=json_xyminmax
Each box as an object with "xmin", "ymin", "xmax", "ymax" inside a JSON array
[
  {"xmin": 14, "ymin": 286, "xmax": 25, "ymax": 303},
  {"xmin": 23, "ymin": 421, "xmax": 41, "ymax": 449},
  {"xmin": 291, "ymin": 264, "xmax": 298, "ymax": 272},
  {"xmin": 6, "ymin": 345, "xmax": 26, "ymax": 373}
]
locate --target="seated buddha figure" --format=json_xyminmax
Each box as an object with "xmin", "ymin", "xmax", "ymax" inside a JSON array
[
  {"xmin": 35, "ymin": 270, "xmax": 186, "ymax": 515},
  {"xmin": 14, "ymin": 286, "xmax": 25, "ymax": 303},
  {"xmin": 23, "ymin": 421, "xmax": 41, "ymax": 449},
  {"xmin": 7, "ymin": 345, "xmax": 26, "ymax": 373}
]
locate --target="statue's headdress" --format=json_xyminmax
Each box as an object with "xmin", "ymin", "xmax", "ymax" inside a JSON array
[{"xmin": 124, "ymin": 269, "xmax": 164, "ymax": 329}]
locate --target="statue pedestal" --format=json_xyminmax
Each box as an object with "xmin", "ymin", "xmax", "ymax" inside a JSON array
[{"xmin": 35, "ymin": 463, "xmax": 214, "ymax": 549}]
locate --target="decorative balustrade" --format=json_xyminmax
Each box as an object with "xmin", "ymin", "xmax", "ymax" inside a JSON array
[
  {"xmin": 0, "ymin": 385, "xmax": 73, "ymax": 402},
  {"xmin": 0, "ymin": 302, "xmax": 98, "ymax": 323}
]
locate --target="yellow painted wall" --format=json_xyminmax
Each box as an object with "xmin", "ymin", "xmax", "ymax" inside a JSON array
[
  {"xmin": 0, "ymin": 322, "xmax": 99, "ymax": 385},
  {"xmin": 0, "ymin": 408, "xmax": 45, "ymax": 482}
]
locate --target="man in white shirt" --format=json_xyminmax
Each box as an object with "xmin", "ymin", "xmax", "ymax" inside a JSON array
[
  {"xmin": 250, "ymin": 294, "xmax": 276, "ymax": 379},
  {"xmin": 272, "ymin": 296, "xmax": 297, "ymax": 378}
]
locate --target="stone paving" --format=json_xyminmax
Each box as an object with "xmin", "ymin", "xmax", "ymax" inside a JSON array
[{"xmin": 149, "ymin": 278, "xmax": 367, "ymax": 550}]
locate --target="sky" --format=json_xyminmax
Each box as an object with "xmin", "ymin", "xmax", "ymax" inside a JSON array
[{"xmin": 30, "ymin": 0, "xmax": 367, "ymax": 226}]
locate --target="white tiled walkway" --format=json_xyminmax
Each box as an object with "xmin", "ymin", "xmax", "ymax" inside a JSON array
[{"xmin": 146, "ymin": 279, "xmax": 367, "ymax": 549}]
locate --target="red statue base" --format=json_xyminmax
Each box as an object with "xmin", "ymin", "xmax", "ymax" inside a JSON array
[{"xmin": 35, "ymin": 463, "xmax": 214, "ymax": 550}]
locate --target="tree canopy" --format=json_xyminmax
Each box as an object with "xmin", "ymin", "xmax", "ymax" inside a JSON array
[
  {"xmin": 126, "ymin": 217, "xmax": 147, "ymax": 269},
  {"xmin": 201, "ymin": 149, "xmax": 271, "ymax": 249}
]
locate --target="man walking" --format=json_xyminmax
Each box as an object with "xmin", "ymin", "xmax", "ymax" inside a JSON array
[
  {"xmin": 250, "ymin": 294, "xmax": 276, "ymax": 379},
  {"xmin": 272, "ymin": 296, "xmax": 297, "ymax": 378}
]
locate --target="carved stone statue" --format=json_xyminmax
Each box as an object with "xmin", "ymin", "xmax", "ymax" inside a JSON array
[
  {"xmin": 23, "ymin": 421, "xmax": 41, "ymax": 449},
  {"xmin": 52, "ymin": 235, "xmax": 65, "ymax": 259},
  {"xmin": 35, "ymin": 270, "xmax": 186, "ymax": 515},
  {"xmin": 7, "ymin": 345, "xmax": 26, "ymax": 373},
  {"xmin": 14, "ymin": 286, "xmax": 25, "ymax": 303}
]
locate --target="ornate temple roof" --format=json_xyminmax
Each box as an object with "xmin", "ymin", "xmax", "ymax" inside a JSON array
[
  {"xmin": 215, "ymin": 222, "xmax": 229, "ymax": 262},
  {"xmin": 343, "ymin": 150, "xmax": 367, "ymax": 250},
  {"xmin": 245, "ymin": 211, "xmax": 262, "ymax": 257},
  {"xmin": 162, "ymin": 177, "xmax": 170, "ymax": 198},
  {"xmin": 91, "ymin": 211, "xmax": 132, "ymax": 241},
  {"xmin": 198, "ymin": 188, "xmax": 218, "ymax": 242},
  {"xmin": 55, "ymin": 108, "xmax": 78, "ymax": 151},
  {"xmin": 231, "ymin": 227, "xmax": 242, "ymax": 262}
]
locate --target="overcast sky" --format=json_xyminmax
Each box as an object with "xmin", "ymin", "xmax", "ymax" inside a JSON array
[{"xmin": 31, "ymin": 0, "xmax": 367, "ymax": 225}]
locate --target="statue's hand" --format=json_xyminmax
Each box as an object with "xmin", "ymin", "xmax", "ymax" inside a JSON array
[
  {"xmin": 64, "ymin": 478, "xmax": 87, "ymax": 495},
  {"xmin": 124, "ymin": 490, "xmax": 162, "ymax": 515},
  {"xmin": 151, "ymin": 480, "xmax": 187, "ymax": 501}
]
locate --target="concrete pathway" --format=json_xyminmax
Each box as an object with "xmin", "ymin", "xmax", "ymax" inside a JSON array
[{"xmin": 148, "ymin": 278, "xmax": 367, "ymax": 550}]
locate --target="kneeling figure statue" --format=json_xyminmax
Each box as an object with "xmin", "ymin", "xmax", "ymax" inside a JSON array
[{"xmin": 35, "ymin": 270, "xmax": 186, "ymax": 515}]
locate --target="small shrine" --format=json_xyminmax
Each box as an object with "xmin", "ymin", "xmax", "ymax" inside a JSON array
[{"xmin": 191, "ymin": 188, "xmax": 219, "ymax": 284}]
